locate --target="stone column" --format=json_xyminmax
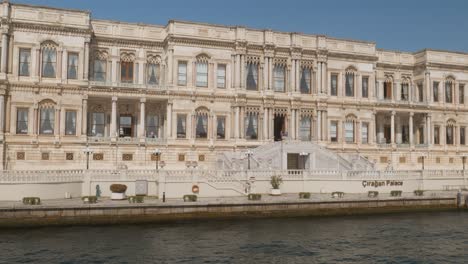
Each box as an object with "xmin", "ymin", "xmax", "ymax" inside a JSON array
[
  {"xmin": 317, "ymin": 110, "xmax": 322, "ymax": 141},
  {"xmin": 426, "ymin": 114, "xmax": 432, "ymax": 145},
  {"xmin": 84, "ymin": 40, "xmax": 89, "ymax": 80},
  {"xmin": 0, "ymin": 94, "xmax": 4, "ymax": 134},
  {"xmin": 378, "ymin": 80, "xmax": 383, "ymax": 100},
  {"xmin": 110, "ymin": 96, "xmax": 117, "ymax": 138},
  {"xmin": 321, "ymin": 62, "xmax": 327, "ymax": 94},
  {"xmin": 268, "ymin": 58, "xmax": 273, "ymax": 91},
  {"xmin": 81, "ymin": 97, "xmax": 87, "ymax": 135},
  {"xmin": 167, "ymin": 47, "xmax": 173, "ymax": 85},
  {"xmin": 111, "ymin": 58, "xmax": 117, "ymax": 84},
  {"xmin": 409, "ymin": 112, "xmax": 414, "ymax": 146},
  {"xmin": 263, "ymin": 107, "xmax": 268, "ymax": 140},
  {"xmin": 139, "ymin": 98, "xmax": 146, "ymax": 138},
  {"xmin": 290, "ymin": 59, "xmax": 295, "ymax": 92},
  {"xmin": 1, "ymin": 32, "xmax": 8, "ymax": 74},
  {"xmin": 54, "ymin": 107, "xmax": 60, "ymax": 136},
  {"xmin": 425, "ymin": 71, "xmax": 431, "ymax": 103},
  {"xmin": 295, "ymin": 60, "xmax": 300, "ymax": 93},
  {"xmin": 390, "ymin": 111, "xmax": 395, "ymax": 144},
  {"xmin": 290, "ymin": 109, "xmax": 295, "ymax": 140},
  {"xmin": 263, "ymin": 58, "xmax": 268, "ymax": 90},
  {"xmin": 234, "ymin": 106, "xmax": 239, "ymax": 139},
  {"xmin": 235, "ymin": 54, "xmax": 240, "ymax": 88},
  {"xmin": 61, "ymin": 49, "xmax": 67, "ymax": 81},
  {"xmin": 317, "ymin": 62, "xmax": 322, "ymax": 94},
  {"xmin": 166, "ymin": 102, "xmax": 172, "ymax": 138},
  {"xmin": 396, "ymin": 116, "xmax": 402, "ymax": 144},
  {"xmin": 240, "ymin": 55, "xmax": 245, "ymax": 89}
]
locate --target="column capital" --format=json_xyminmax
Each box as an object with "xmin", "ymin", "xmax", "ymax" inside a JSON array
[
  {"xmin": 140, "ymin": 97, "xmax": 146, "ymax": 103},
  {"xmin": 409, "ymin": 112, "xmax": 414, "ymax": 117},
  {"xmin": 391, "ymin": 110, "xmax": 396, "ymax": 116},
  {"xmin": 112, "ymin": 96, "xmax": 118, "ymax": 102}
]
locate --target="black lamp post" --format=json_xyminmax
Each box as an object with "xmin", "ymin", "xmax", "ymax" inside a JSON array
[
  {"xmin": 246, "ymin": 149, "xmax": 253, "ymax": 170},
  {"xmin": 153, "ymin": 148, "xmax": 161, "ymax": 171},
  {"xmin": 83, "ymin": 146, "xmax": 93, "ymax": 170}
]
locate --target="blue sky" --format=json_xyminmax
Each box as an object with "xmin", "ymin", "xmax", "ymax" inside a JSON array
[{"xmin": 13, "ymin": 0, "xmax": 468, "ymax": 53}]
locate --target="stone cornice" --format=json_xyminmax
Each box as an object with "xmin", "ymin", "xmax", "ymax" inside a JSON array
[
  {"xmin": 11, "ymin": 22, "xmax": 91, "ymax": 37},
  {"xmin": 93, "ymin": 37, "xmax": 164, "ymax": 49}
]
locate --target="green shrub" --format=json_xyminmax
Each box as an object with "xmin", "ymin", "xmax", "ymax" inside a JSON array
[
  {"xmin": 110, "ymin": 184, "xmax": 127, "ymax": 193},
  {"xmin": 368, "ymin": 191, "xmax": 379, "ymax": 198},
  {"xmin": 183, "ymin": 194, "xmax": 197, "ymax": 202},
  {"xmin": 22, "ymin": 197, "xmax": 41, "ymax": 205},
  {"xmin": 299, "ymin": 192, "xmax": 311, "ymax": 199},
  {"xmin": 390, "ymin": 190, "xmax": 402, "ymax": 197},
  {"xmin": 270, "ymin": 175, "xmax": 283, "ymax": 189},
  {"xmin": 331, "ymin": 192, "xmax": 344, "ymax": 198},
  {"xmin": 128, "ymin": 195, "xmax": 145, "ymax": 203},
  {"xmin": 414, "ymin": 190, "xmax": 424, "ymax": 196},
  {"xmin": 248, "ymin": 193, "xmax": 261, "ymax": 201},
  {"xmin": 82, "ymin": 196, "xmax": 98, "ymax": 204}
]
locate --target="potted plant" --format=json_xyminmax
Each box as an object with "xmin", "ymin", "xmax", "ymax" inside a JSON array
[
  {"xmin": 110, "ymin": 184, "xmax": 127, "ymax": 200},
  {"xmin": 270, "ymin": 175, "xmax": 283, "ymax": 195}
]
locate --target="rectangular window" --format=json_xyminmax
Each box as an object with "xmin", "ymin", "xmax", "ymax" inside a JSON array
[
  {"xmin": 16, "ymin": 108, "xmax": 28, "ymax": 134},
  {"xmin": 246, "ymin": 63, "xmax": 258, "ymax": 90},
  {"xmin": 361, "ymin": 123, "xmax": 368, "ymax": 144},
  {"xmin": 445, "ymin": 82, "xmax": 452, "ymax": 103},
  {"xmin": 177, "ymin": 61, "xmax": 187, "ymax": 86},
  {"xmin": 146, "ymin": 115, "xmax": 159, "ymax": 138},
  {"xmin": 93, "ymin": 59, "xmax": 106, "ymax": 82},
  {"xmin": 217, "ymin": 64, "xmax": 226, "ymax": 88},
  {"xmin": 65, "ymin": 111, "xmax": 76, "ymax": 135},
  {"xmin": 433, "ymin": 81, "xmax": 439, "ymax": 102},
  {"xmin": 196, "ymin": 62, "xmax": 208, "ymax": 87},
  {"xmin": 459, "ymin": 84, "xmax": 465, "ymax": 104},
  {"xmin": 446, "ymin": 126, "xmax": 454, "ymax": 145},
  {"xmin": 119, "ymin": 116, "xmax": 133, "ymax": 137},
  {"xmin": 245, "ymin": 113, "xmax": 258, "ymax": 140},
  {"xmin": 67, "ymin": 52, "xmax": 79, "ymax": 80},
  {"xmin": 89, "ymin": 112, "xmax": 105, "ymax": 137},
  {"xmin": 461, "ymin": 127, "xmax": 466, "ymax": 145},
  {"xmin": 42, "ymin": 48, "xmax": 57, "ymax": 78},
  {"xmin": 120, "ymin": 61, "xmax": 133, "ymax": 83},
  {"xmin": 330, "ymin": 121, "xmax": 338, "ymax": 142},
  {"xmin": 345, "ymin": 73, "xmax": 354, "ymax": 97},
  {"xmin": 39, "ymin": 108, "xmax": 55, "ymax": 135},
  {"xmin": 176, "ymin": 114, "xmax": 187, "ymax": 138},
  {"xmin": 345, "ymin": 121, "xmax": 354, "ymax": 143},
  {"xmin": 299, "ymin": 116, "xmax": 311, "ymax": 141},
  {"xmin": 147, "ymin": 63, "xmax": 159, "ymax": 85},
  {"xmin": 273, "ymin": 65, "xmax": 285, "ymax": 92},
  {"xmin": 418, "ymin": 83, "xmax": 424, "ymax": 102},
  {"xmin": 216, "ymin": 116, "xmax": 225, "ymax": 139},
  {"xmin": 401, "ymin": 83, "xmax": 409, "ymax": 101},
  {"xmin": 434, "ymin": 126, "xmax": 440, "ymax": 145},
  {"xmin": 300, "ymin": 68, "xmax": 311, "ymax": 94},
  {"xmin": 330, "ymin": 74, "xmax": 338, "ymax": 96},
  {"xmin": 362, "ymin": 76, "xmax": 369, "ymax": 98},
  {"xmin": 19, "ymin": 49, "xmax": 31, "ymax": 77}
]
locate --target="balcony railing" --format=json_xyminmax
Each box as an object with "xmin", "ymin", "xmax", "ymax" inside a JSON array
[
  {"xmin": 89, "ymin": 81, "xmax": 166, "ymax": 90},
  {"xmin": 146, "ymin": 137, "xmax": 167, "ymax": 145},
  {"xmin": 87, "ymin": 136, "xmax": 111, "ymax": 143}
]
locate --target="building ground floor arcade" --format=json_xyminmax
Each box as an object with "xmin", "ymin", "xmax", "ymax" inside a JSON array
[{"xmin": 1, "ymin": 91, "xmax": 467, "ymax": 171}]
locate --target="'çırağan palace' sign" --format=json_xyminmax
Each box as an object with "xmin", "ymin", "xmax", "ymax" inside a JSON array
[{"xmin": 362, "ymin": 180, "xmax": 403, "ymax": 188}]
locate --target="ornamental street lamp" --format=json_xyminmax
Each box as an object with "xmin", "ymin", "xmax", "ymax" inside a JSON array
[
  {"xmin": 83, "ymin": 146, "xmax": 94, "ymax": 170},
  {"xmin": 299, "ymin": 152, "xmax": 309, "ymax": 170},
  {"xmin": 152, "ymin": 148, "xmax": 162, "ymax": 171},
  {"xmin": 246, "ymin": 149, "xmax": 253, "ymax": 170}
]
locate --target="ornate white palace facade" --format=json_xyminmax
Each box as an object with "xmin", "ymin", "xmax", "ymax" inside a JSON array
[{"xmin": 0, "ymin": 1, "xmax": 466, "ymax": 171}]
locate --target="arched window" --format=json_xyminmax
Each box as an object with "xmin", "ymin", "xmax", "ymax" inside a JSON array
[
  {"xmin": 147, "ymin": 55, "xmax": 161, "ymax": 85},
  {"xmin": 246, "ymin": 57, "xmax": 259, "ymax": 91},
  {"xmin": 401, "ymin": 77, "xmax": 410, "ymax": 101},
  {"xmin": 446, "ymin": 119, "xmax": 456, "ymax": 145},
  {"xmin": 89, "ymin": 104, "xmax": 106, "ymax": 137},
  {"xmin": 299, "ymin": 114, "xmax": 312, "ymax": 141},
  {"xmin": 120, "ymin": 52, "xmax": 135, "ymax": 83},
  {"xmin": 344, "ymin": 114, "xmax": 357, "ymax": 143},
  {"xmin": 445, "ymin": 77, "xmax": 455, "ymax": 103},
  {"xmin": 41, "ymin": 41, "xmax": 58, "ymax": 78},
  {"xmin": 196, "ymin": 54, "xmax": 209, "ymax": 87},
  {"xmin": 195, "ymin": 107, "xmax": 209, "ymax": 139},
  {"xmin": 39, "ymin": 100, "xmax": 56, "ymax": 135},
  {"xmin": 345, "ymin": 67, "xmax": 356, "ymax": 97},
  {"xmin": 245, "ymin": 109, "xmax": 258, "ymax": 140},
  {"xmin": 384, "ymin": 76, "xmax": 393, "ymax": 100},
  {"xmin": 273, "ymin": 61, "xmax": 286, "ymax": 92},
  {"xmin": 300, "ymin": 61, "xmax": 313, "ymax": 94},
  {"xmin": 93, "ymin": 51, "xmax": 108, "ymax": 82}
]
